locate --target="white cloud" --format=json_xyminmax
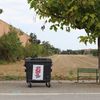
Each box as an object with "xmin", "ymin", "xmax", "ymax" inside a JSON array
[{"xmin": 0, "ymin": 0, "xmax": 35, "ymax": 24}]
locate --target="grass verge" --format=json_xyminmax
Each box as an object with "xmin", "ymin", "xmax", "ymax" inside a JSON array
[{"xmin": 0, "ymin": 76, "xmax": 25, "ymax": 80}]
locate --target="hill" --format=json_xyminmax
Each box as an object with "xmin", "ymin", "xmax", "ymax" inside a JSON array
[{"xmin": 0, "ymin": 19, "xmax": 30, "ymax": 46}]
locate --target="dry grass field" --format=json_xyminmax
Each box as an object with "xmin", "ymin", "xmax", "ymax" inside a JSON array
[
  {"xmin": 0, "ymin": 55, "xmax": 98, "ymax": 80},
  {"xmin": 51, "ymin": 55, "xmax": 98, "ymax": 79},
  {"xmin": 0, "ymin": 61, "xmax": 25, "ymax": 80}
]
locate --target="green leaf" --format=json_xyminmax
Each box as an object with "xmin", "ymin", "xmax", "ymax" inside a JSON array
[
  {"xmin": 66, "ymin": 27, "xmax": 70, "ymax": 32},
  {"xmin": 90, "ymin": 14, "xmax": 95, "ymax": 19},
  {"xmin": 79, "ymin": 36, "xmax": 89, "ymax": 45},
  {"xmin": 61, "ymin": 26, "xmax": 63, "ymax": 30},
  {"xmin": 87, "ymin": 19, "xmax": 95, "ymax": 29},
  {"xmin": 82, "ymin": 16, "xmax": 88, "ymax": 23},
  {"xmin": 96, "ymin": 23, "xmax": 100, "ymax": 28},
  {"xmin": 0, "ymin": 9, "xmax": 3, "ymax": 14},
  {"xmin": 50, "ymin": 25, "xmax": 54, "ymax": 30},
  {"xmin": 89, "ymin": 0, "xmax": 95, "ymax": 6},
  {"xmin": 89, "ymin": 38, "xmax": 93, "ymax": 44},
  {"xmin": 27, "ymin": 0, "xmax": 32, "ymax": 4},
  {"xmin": 54, "ymin": 26, "xmax": 57, "ymax": 32}
]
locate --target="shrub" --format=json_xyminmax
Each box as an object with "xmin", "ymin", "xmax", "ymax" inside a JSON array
[{"xmin": 0, "ymin": 30, "xmax": 23, "ymax": 61}]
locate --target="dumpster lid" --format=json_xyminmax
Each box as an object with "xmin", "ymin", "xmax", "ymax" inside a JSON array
[{"xmin": 25, "ymin": 57, "xmax": 52, "ymax": 63}]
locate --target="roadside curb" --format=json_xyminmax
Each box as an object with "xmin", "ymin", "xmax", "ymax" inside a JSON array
[{"xmin": 0, "ymin": 80, "xmax": 98, "ymax": 84}]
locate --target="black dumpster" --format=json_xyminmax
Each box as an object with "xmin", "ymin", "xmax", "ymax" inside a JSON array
[{"xmin": 24, "ymin": 57, "xmax": 52, "ymax": 88}]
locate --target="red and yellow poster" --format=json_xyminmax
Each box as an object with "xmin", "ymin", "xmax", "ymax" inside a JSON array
[{"xmin": 32, "ymin": 65, "xmax": 44, "ymax": 80}]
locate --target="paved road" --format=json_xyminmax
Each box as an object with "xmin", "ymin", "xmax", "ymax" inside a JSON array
[
  {"xmin": 0, "ymin": 80, "xmax": 100, "ymax": 100},
  {"xmin": 1, "ymin": 93, "xmax": 100, "ymax": 100}
]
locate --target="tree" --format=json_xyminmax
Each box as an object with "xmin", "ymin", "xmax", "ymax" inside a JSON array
[
  {"xmin": 90, "ymin": 49, "xmax": 98, "ymax": 56},
  {"xmin": 29, "ymin": 33, "xmax": 41, "ymax": 44},
  {"xmin": 28, "ymin": 0, "xmax": 100, "ymax": 82},
  {"xmin": 41, "ymin": 41, "xmax": 59, "ymax": 56},
  {"xmin": 0, "ymin": 30, "xmax": 23, "ymax": 61},
  {"xmin": 42, "ymin": 41, "xmax": 53, "ymax": 55}
]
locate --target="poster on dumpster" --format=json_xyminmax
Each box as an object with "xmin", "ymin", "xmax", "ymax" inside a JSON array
[{"xmin": 32, "ymin": 65, "xmax": 44, "ymax": 80}]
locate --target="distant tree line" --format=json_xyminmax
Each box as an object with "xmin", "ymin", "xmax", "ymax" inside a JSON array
[
  {"xmin": 61, "ymin": 49, "xmax": 98, "ymax": 56},
  {"xmin": 0, "ymin": 29, "xmax": 60, "ymax": 62}
]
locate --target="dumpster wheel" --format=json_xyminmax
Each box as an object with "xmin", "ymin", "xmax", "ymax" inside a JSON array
[
  {"xmin": 46, "ymin": 82, "xmax": 51, "ymax": 88},
  {"xmin": 28, "ymin": 82, "xmax": 32, "ymax": 88}
]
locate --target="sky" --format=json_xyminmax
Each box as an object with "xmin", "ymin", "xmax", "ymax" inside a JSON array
[{"xmin": 0, "ymin": 0, "xmax": 97, "ymax": 50}]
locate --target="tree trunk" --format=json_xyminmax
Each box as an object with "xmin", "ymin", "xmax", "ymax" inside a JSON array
[{"xmin": 98, "ymin": 37, "xmax": 100, "ymax": 83}]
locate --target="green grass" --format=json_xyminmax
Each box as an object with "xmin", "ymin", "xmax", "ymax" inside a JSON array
[
  {"xmin": 0, "ymin": 75, "xmax": 97, "ymax": 81},
  {"xmin": 0, "ymin": 60, "xmax": 9, "ymax": 64},
  {"xmin": 52, "ymin": 74, "xmax": 76, "ymax": 80},
  {"xmin": 0, "ymin": 76, "xmax": 25, "ymax": 80}
]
